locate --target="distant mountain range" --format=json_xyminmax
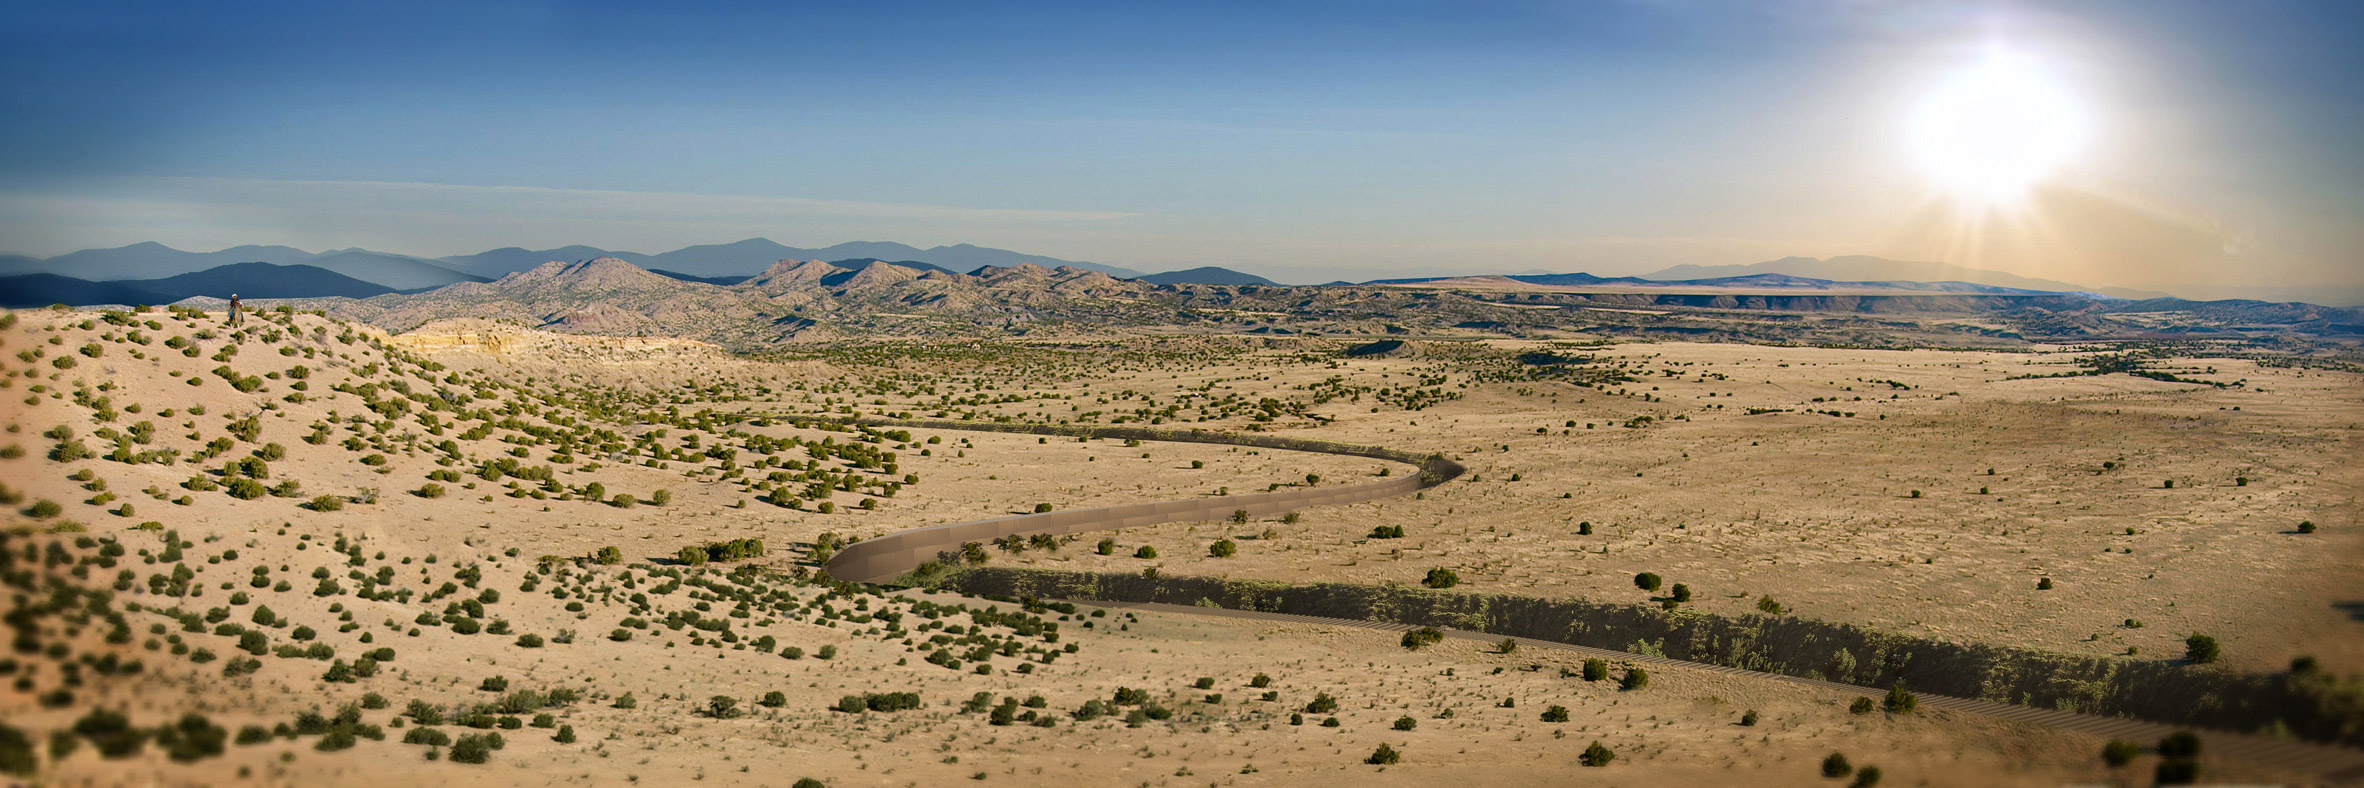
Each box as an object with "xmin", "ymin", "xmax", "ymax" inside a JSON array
[
  {"xmin": 0, "ymin": 239, "xmax": 1268, "ymax": 298},
  {"xmin": 299, "ymin": 257, "xmax": 1175, "ymax": 346},
  {"xmin": 1638, "ymin": 256, "xmax": 2173, "ymax": 300},
  {"xmin": 0, "ymin": 242, "xmax": 486, "ymax": 291},
  {"xmin": 304, "ymin": 256, "xmax": 2363, "ymax": 350},
  {"xmin": 434, "ymin": 239, "xmax": 1146, "ymax": 280},
  {"xmin": 1371, "ymin": 269, "xmax": 2096, "ymax": 297},
  {"xmin": 0, "ymin": 262, "xmax": 393, "ymax": 308},
  {"xmin": 646, "ymin": 259, "xmax": 962, "ymax": 287},
  {"xmin": 1353, "ymin": 256, "xmax": 2183, "ymax": 300},
  {"xmin": 0, "ymin": 239, "xmax": 1157, "ymax": 291},
  {"xmin": 5, "ymin": 241, "xmax": 2354, "ymax": 309}
]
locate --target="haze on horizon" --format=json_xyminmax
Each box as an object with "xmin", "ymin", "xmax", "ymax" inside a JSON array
[{"xmin": 2, "ymin": 0, "xmax": 2358, "ymax": 301}]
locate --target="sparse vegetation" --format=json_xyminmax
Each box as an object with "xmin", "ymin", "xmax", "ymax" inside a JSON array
[{"xmin": 0, "ymin": 306, "xmax": 2349, "ymax": 786}]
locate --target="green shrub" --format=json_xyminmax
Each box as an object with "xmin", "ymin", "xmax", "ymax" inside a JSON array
[
  {"xmin": 1633, "ymin": 572, "xmax": 1661, "ymax": 592},
  {"xmin": 2102, "ymin": 739, "xmax": 2139, "ymax": 767},
  {"xmin": 140, "ymin": 713, "xmax": 226, "ymax": 763},
  {"xmin": 50, "ymin": 439, "xmax": 91, "ymax": 462},
  {"xmin": 1822, "ymin": 752, "xmax": 1853, "ymax": 778},
  {"xmin": 1580, "ymin": 741, "xmax": 1614, "ymax": 767},
  {"xmin": 1422, "ymin": 568, "xmax": 1459, "ymax": 589},
  {"xmin": 72, "ymin": 708, "xmax": 147, "ymax": 758},
  {"xmin": 2151, "ymin": 730, "xmax": 2202, "ymax": 783},
  {"xmin": 2184, "ymin": 634, "xmax": 2220, "ymax": 664},
  {"xmin": 312, "ymin": 727, "xmax": 356, "ymax": 752},
  {"xmin": 1883, "ymin": 685, "xmax": 1917, "ymax": 714},
  {"xmin": 448, "ymin": 733, "xmax": 496, "ymax": 764},
  {"xmin": 1366, "ymin": 743, "xmax": 1400, "ymax": 765}
]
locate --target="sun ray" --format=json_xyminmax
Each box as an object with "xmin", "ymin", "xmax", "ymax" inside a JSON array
[{"xmin": 1910, "ymin": 51, "xmax": 2089, "ymax": 206}]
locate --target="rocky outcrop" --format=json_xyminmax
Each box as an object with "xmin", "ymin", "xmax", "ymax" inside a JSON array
[{"xmin": 737, "ymin": 259, "xmax": 838, "ymax": 293}]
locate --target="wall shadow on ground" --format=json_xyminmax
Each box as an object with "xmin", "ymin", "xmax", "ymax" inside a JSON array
[{"xmin": 939, "ymin": 568, "xmax": 2364, "ymax": 748}]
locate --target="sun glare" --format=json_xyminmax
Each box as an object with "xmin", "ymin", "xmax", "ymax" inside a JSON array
[{"xmin": 1910, "ymin": 52, "xmax": 2088, "ymax": 203}]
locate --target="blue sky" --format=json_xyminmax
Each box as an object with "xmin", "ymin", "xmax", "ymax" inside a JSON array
[{"xmin": 2, "ymin": 0, "xmax": 2357, "ymax": 293}]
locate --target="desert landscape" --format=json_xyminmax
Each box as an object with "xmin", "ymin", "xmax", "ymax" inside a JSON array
[
  {"xmin": 2, "ymin": 297, "xmax": 2358, "ymax": 787},
  {"xmin": 7, "ymin": 3, "xmax": 2364, "ymax": 785}
]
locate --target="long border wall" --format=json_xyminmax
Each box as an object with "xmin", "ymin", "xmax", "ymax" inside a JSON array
[
  {"xmin": 799, "ymin": 417, "xmax": 1463, "ymax": 584},
  {"xmin": 939, "ymin": 567, "xmax": 2364, "ymax": 749},
  {"xmin": 783, "ymin": 414, "xmax": 2362, "ymax": 750}
]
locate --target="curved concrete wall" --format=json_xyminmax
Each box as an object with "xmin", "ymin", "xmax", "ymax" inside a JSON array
[{"xmin": 802, "ymin": 417, "xmax": 1463, "ymax": 583}]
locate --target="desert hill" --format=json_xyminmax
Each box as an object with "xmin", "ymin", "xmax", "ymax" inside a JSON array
[
  {"xmin": 1136, "ymin": 266, "xmax": 1278, "ymax": 286},
  {"xmin": 432, "ymin": 238, "xmax": 1146, "ymax": 279},
  {"xmin": 16, "ymin": 250, "xmax": 2351, "ymax": 351}
]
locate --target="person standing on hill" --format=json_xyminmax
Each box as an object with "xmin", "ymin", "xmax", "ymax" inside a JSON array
[{"xmin": 226, "ymin": 293, "xmax": 243, "ymax": 327}]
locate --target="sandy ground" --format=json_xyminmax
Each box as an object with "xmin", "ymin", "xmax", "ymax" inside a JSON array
[
  {"xmin": 1, "ymin": 309, "xmax": 2352, "ymax": 786},
  {"xmin": 7, "ymin": 539, "xmax": 2203, "ymax": 788},
  {"xmin": 938, "ymin": 341, "xmax": 2364, "ymax": 674}
]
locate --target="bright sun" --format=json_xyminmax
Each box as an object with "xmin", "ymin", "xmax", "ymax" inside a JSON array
[{"xmin": 1910, "ymin": 52, "xmax": 2088, "ymax": 203}]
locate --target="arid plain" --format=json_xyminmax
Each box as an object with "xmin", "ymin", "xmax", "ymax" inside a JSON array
[{"xmin": 1, "ymin": 306, "xmax": 2357, "ymax": 787}]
